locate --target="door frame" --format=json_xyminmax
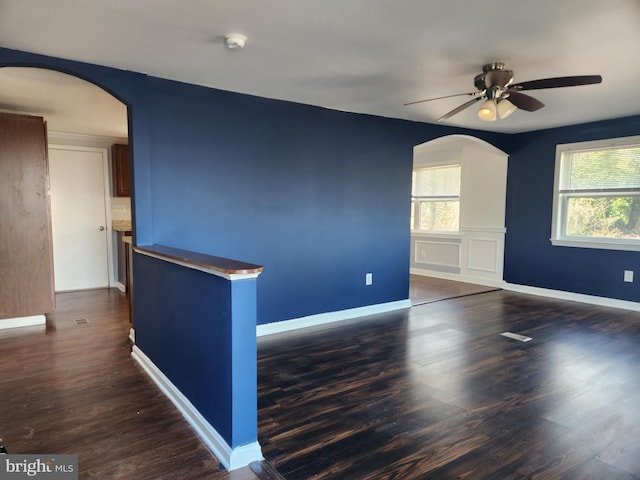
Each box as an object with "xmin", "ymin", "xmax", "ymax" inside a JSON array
[
  {"xmin": 48, "ymin": 132, "xmax": 126, "ymax": 289},
  {"xmin": 49, "ymin": 143, "xmax": 113, "ymax": 290}
]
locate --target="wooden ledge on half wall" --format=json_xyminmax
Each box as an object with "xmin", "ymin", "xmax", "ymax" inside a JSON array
[{"xmin": 133, "ymin": 244, "xmax": 264, "ymax": 277}]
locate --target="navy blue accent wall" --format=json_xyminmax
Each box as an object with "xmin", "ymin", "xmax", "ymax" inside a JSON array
[
  {"xmin": 143, "ymin": 78, "xmax": 407, "ymax": 324},
  {"xmin": 139, "ymin": 76, "xmax": 506, "ymax": 324},
  {"xmin": 505, "ymin": 115, "xmax": 640, "ymax": 301},
  {"xmin": 0, "ymin": 45, "xmax": 506, "ymax": 324},
  {"xmin": 7, "ymin": 46, "xmax": 638, "ymax": 315}
]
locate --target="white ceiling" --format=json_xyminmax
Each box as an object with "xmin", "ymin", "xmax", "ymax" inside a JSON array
[
  {"xmin": 0, "ymin": 0, "xmax": 639, "ymax": 136},
  {"xmin": 0, "ymin": 67, "xmax": 128, "ymax": 138}
]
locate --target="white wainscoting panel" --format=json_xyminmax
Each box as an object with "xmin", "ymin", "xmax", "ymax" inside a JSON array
[
  {"xmin": 411, "ymin": 228, "xmax": 505, "ymax": 285},
  {"xmin": 415, "ymin": 240, "xmax": 460, "ymax": 268},
  {"xmin": 467, "ymin": 238, "xmax": 498, "ymax": 273}
]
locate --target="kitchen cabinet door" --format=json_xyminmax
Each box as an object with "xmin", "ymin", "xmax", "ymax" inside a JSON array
[{"xmin": 112, "ymin": 143, "xmax": 131, "ymax": 197}]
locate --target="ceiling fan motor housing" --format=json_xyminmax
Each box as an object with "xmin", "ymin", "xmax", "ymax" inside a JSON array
[{"xmin": 474, "ymin": 63, "xmax": 514, "ymax": 91}]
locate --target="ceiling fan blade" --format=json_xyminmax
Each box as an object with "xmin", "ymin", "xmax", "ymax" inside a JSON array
[
  {"xmin": 437, "ymin": 97, "xmax": 483, "ymax": 121},
  {"xmin": 404, "ymin": 92, "xmax": 479, "ymax": 106},
  {"xmin": 506, "ymin": 91, "xmax": 545, "ymax": 112},
  {"xmin": 511, "ymin": 75, "xmax": 602, "ymax": 91}
]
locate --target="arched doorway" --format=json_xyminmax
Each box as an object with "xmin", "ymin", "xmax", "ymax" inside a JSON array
[
  {"xmin": 410, "ymin": 134, "xmax": 508, "ymax": 287},
  {"xmin": 0, "ymin": 67, "xmax": 129, "ymax": 292}
]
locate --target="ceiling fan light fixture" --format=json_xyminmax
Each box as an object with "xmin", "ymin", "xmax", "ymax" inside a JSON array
[
  {"xmin": 497, "ymin": 98, "xmax": 517, "ymax": 119},
  {"xmin": 477, "ymin": 99, "xmax": 496, "ymax": 121}
]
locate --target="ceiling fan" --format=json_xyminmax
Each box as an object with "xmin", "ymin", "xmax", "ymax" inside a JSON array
[{"xmin": 405, "ymin": 62, "xmax": 602, "ymax": 122}]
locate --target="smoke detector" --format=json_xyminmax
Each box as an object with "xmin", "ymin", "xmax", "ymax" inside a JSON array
[{"xmin": 225, "ymin": 33, "xmax": 247, "ymax": 49}]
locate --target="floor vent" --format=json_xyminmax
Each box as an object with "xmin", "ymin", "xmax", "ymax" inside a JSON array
[
  {"xmin": 500, "ymin": 331, "xmax": 532, "ymax": 342},
  {"xmin": 72, "ymin": 318, "xmax": 89, "ymax": 326}
]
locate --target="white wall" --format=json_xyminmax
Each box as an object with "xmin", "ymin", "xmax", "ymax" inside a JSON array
[{"xmin": 410, "ymin": 136, "xmax": 507, "ymax": 286}]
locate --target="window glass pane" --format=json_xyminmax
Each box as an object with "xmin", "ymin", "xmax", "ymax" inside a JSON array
[
  {"xmin": 413, "ymin": 165, "xmax": 461, "ymax": 196},
  {"xmin": 419, "ymin": 200, "xmax": 459, "ymax": 231},
  {"xmin": 560, "ymin": 146, "xmax": 640, "ymax": 191},
  {"xmin": 565, "ymin": 196, "xmax": 640, "ymax": 239}
]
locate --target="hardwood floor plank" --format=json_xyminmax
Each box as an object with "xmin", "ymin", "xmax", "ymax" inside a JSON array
[
  {"xmin": 249, "ymin": 460, "xmax": 287, "ymax": 480},
  {"xmin": 257, "ymin": 290, "xmax": 640, "ymax": 479}
]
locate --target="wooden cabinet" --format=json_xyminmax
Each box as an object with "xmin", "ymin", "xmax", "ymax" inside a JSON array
[
  {"xmin": 0, "ymin": 112, "xmax": 55, "ymax": 320},
  {"xmin": 112, "ymin": 144, "xmax": 131, "ymax": 197}
]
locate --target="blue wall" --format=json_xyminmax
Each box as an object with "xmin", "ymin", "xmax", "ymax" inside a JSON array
[
  {"xmin": 0, "ymin": 46, "xmax": 500, "ymax": 325},
  {"xmin": 0, "ymin": 46, "xmax": 505, "ymax": 325},
  {"xmin": 135, "ymin": 75, "xmax": 503, "ymax": 324},
  {"xmin": 505, "ymin": 115, "xmax": 640, "ymax": 301},
  {"xmin": 8, "ymin": 45, "xmax": 639, "ymax": 320}
]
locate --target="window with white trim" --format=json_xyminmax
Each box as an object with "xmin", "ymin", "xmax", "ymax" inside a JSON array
[
  {"xmin": 411, "ymin": 164, "xmax": 460, "ymax": 232},
  {"xmin": 551, "ymin": 136, "xmax": 640, "ymax": 251}
]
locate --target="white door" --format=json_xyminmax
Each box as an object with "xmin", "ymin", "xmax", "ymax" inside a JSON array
[{"xmin": 49, "ymin": 146, "xmax": 110, "ymax": 291}]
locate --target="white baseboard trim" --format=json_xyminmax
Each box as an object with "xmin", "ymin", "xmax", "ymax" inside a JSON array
[
  {"xmin": 504, "ymin": 283, "xmax": 640, "ymax": 312},
  {"xmin": 0, "ymin": 314, "xmax": 46, "ymax": 330},
  {"xmin": 116, "ymin": 282, "xmax": 126, "ymax": 293},
  {"xmin": 410, "ymin": 268, "xmax": 505, "ymax": 289},
  {"xmin": 129, "ymin": 328, "xmax": 135, "ymax": 343},
  {"xmin": 257, "ymin": 299, "xmax": 412, "ymax": 337},
  {"xmin": 131, "ymin": 346, "xmax": 263, "ymax": 471}
]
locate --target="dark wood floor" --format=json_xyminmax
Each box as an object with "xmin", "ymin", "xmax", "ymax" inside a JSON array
[
  {"xmin": 0, "ymin": 289, "xmax": 258, "ymax": 480},
  {"xmin": 258, "ymin": 291, "xmax": 640, "ymax": 479},
  {"xmin": 3, "ymin": 287, "xmax": 640, "ymax": 479}
]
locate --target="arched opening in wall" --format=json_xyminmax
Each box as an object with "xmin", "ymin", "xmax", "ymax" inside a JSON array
[
  {"xmin": 408, "ymin": 135, "xmax": 508, "ymax": 305},
  {"xmin": 0, "ymin": 66, "xmax": 130, "ymax": 296}
]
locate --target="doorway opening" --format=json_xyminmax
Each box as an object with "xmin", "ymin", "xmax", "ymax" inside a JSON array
[
  {"xmin": 409, "ymin": 135, "xmax": 508, "ymax": 303},
  {"xmin": 0, "ymin": 67, "xmax": 130, "ymax": 293}
]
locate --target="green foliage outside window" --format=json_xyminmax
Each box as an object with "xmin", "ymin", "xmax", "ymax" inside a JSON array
[
  {"xmin": 559, "ymin": 145, "xmax": 640, "ymax": 240},
  {"xmin": 566, "ymin": 197, "xmax": 640, "ymax": 238},
  {"xmin": 411, "ymin": 165, "xmax": 461, "ymax": 232},
  {"xmin": 419, "ymin": 201, "xmax": 459, "ymax": 231}
]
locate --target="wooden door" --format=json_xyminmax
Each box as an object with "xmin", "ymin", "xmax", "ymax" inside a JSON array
[{"xmin": 0, "ymin": 112, "xmax": 55, "ymax": 319}]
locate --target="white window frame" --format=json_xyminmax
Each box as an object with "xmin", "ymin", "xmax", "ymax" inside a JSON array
[
  {"xmin": 551, "ymin": 135, "xmax": 640, "ymax": 252},
  {"xmin": 411, "ymin": 163, "xmax": 461, "ymax": 234}
]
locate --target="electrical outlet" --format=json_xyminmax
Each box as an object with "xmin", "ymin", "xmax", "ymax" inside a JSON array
[
  {"xmin": 624, "ymin": 270, "xmax": 634, "ymax": 283},
  {"xmin": 365, "ymin": 273, "xmax": 373, "ymax": 285}
]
